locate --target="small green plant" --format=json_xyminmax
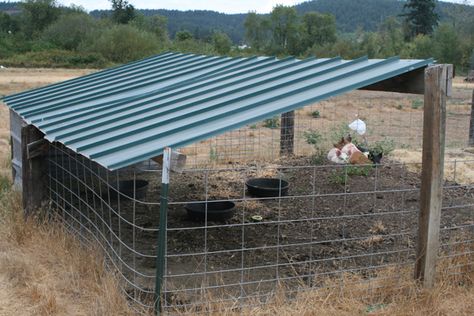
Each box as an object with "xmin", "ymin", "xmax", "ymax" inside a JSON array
[
  {"xmin": 249, "ymin": 124, "xmax": 257, "ymax": 129},
  {"xmin": 329, "ymin": 165, "xmax": 371, "ymax": 186},
  {"xmin": 0, "ymin": 175, "xmax": 10, "ymax": 194},
  {"xmin": 396, "ymin": 104, "xmax": 403, "ymax": 110},
  {"xmin": 263, "ymin": 116, "xmax": 280, "ymax": 129},
  {"xmin": 311, "ymin": 110, "xmax": 321, "ymax": 118},
  {"xmin": 303, "ymin": 130, "xmax": 322, "ymax": 146},
  {"xmin": 329, "ymin": 123, "xmax": 352, "ymax": 144},
  {"xmin": 209, "ymin": 146, "xmax": 218, "ymax": 161},
  {"xmin": 304, "ymin": 130, "xmax": 326, "ymax": 165},
  {"xmin": 411, "ymin": 99, "xmax": 423, "ymax": 109},
  {"xmin": 329, "ymin": 170, "xmax": 346, "ymax": 186},
  {"xmin": 345, "ymin": 165, "xmax": 371, "ymax": 177},
  {"xmin": 370, "ymin": 138, "xmax": 395, "ymax": 156}
]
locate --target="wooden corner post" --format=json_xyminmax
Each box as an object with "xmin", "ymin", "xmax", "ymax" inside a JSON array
[
  {"xmin": 415, "ymin": 64, "xmax": 452, "ymax": 288},
  {"xmin": 21, "ymin": 125, "xmax": 49, "ymax": 215},
  {"xmin": 280, "ymin": 111, "xmax": 295, "ymax": 156}
]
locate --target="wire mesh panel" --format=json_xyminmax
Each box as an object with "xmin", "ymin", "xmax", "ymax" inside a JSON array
[{"xmin": 44, "ymin": 89, "xmax": 473, "ymax": 313}]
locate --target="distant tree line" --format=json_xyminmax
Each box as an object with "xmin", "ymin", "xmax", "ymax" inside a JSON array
[{"xmin": 0, "ymin": 0, "xmax": 472, "ymax": 72}]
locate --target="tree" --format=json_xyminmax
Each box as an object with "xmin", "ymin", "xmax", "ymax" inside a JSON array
[
  {"xmin": 269, "ymin": 5, "xmax": 299, "ymax": 54},
  {"xmin": 21, "ymin": 0, "xmax": 61, "ymax": 38},
  {"xmin": 244, "ymin": 12, "xmax": 272, "ymax": 52},
  {"xmin": 402, "ymin": 0, "xmax": 439, "ymax": 38},
  {"xmin": 175, "ymin": 30, "xmax": 193, "ymax": 41},
  {"xmin": 0, "ymin": 12, "xmax": 20, "ymax": 34},
  {"xmin": 110, "ymin": 0, "xmax": 135, "ymax": 24},
  {"xmin": 432, "ymin": 23, "xmax": 462, "ymax": 64},
  {"xmin": 212, "ymin": 31, "xmax": 232, "ymax": 55},
  {"xmin": 301, "ymin": 12, "xmax": 336, "ymax": 52},
  {"xmin": 131, "ymin": 14, "xmax": 169, "ymax": 44},
  {"xmin": 91, "ymin": 24, "xmax": 159, "ymax": 62},
  {"xmin": 42, "ymin": 13, "xmax": 96, "ymax": 50}
]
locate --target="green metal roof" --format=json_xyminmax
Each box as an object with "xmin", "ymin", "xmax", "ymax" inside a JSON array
[{"xmin": 4, "ymin": 52, "xmax": 433, "ymax": 170}]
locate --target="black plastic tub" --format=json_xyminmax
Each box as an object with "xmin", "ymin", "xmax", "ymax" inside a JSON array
[
  {"xmin": 185, "ymin": 201, "xmax": 236, "ymax": 221},
  {"xmin": 245, "ymin": 178, "xmax": 289, "ymax": 197},
  {"xmin": 110, "ymin": 179, "xmax": 149, "ymax": 200}
]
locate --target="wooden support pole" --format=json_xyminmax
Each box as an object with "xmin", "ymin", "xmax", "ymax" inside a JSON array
[
  {"xmin": 21, "ymin": 125, "xmax": 48, "ymax": 215},
  {"xmin": 280, "ymin": 111, "xmax": 295, "ymax": 156},
  {"xmin": 415, "ymin": 64, "xmax": 452, "ymax": 288},
  {"xmin": 469, "ymin": 89, "xmax": 474, "ymax": 146}
]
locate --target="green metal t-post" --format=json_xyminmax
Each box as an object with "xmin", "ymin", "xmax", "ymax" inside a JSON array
[{"xmin": 155, "ymin": 147, "xmax": 171, "ymax": 315}]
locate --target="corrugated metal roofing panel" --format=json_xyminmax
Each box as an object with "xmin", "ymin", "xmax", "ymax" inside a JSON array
[{"xmin": 3, "ymin": 52, "xmax": 433, "ymax": 170}]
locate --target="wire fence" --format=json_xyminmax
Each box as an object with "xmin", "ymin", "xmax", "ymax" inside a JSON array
[
  {"xmin": 46, "ymin": 139, "xmax": 473, "ymax": 313},
  {"xmin": 179, "ymin": 92, "xmax": 472, "ymax": 167}
]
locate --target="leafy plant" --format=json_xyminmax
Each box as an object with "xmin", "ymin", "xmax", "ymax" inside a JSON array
[
  {"xmin": 411, "ymin": 99, "xmax": 423, "ymax": 109},
  {"xmin": 370, "ymin": 138, "xmax": 395, "ymax": 156},
  {"xmin": 209, "ymin": 146, "xmax": 218, "ymax": 161},
  {"xmin": 311, "ymin": 110, "xmax": 321, "ymax": 118},
  {"xmin": 396, "ymin": 104, "xmax": 403, "ymax": 110},
  {"xmin": 303, "ymin": 130, "xmax": 322, "ymax": 146},
  {"xmin": 329, "ymin": 123, "xmax": 352, "ymax": 144},
  {"xmin": 249, "ymin": 124, "xmax": 257, "ymax": 129},
  {"xmin": 263, "ymin": 116, "xmax": 280, "ymax": 129}
]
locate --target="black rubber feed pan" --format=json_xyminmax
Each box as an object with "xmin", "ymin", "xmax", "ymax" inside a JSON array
[
  {"xmin": 110, "ymin": 180, "xmax": 149, "ymax": 200},
  {"xmin": 185, "ymin": 201, "xmax": 236, "ymax": 221},
  {"xmin": 245, "ymin": 178, "xmax": 289, "ymax": 197}
]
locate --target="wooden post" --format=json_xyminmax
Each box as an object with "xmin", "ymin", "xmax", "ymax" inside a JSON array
[
  {"xmin": 469, "ymin": 89, "xmax": 474, "ymax": 146},
  {"xmin": 21, "ymin": 125, "xmax": 48, "ymax": 215},
  {"xmin": 280, "ymin": 111, "xmax": 295, "ymax": 156},
  {"xmin": 415, "ymin": 64, "xmax": 452, "ymax": 288}
]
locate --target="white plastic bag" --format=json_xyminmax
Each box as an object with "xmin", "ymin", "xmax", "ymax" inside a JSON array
[{"xmin": 348, "ymin": 119, "xmax": 366, "ymax": 135}]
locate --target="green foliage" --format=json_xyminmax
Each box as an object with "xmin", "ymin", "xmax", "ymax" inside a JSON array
[
  {"xmin": 0, "ymin": 11, "xmax": 20, "ymax": 33},
  {"xmin": 0, "ymin": 175, "xmax": 9, "ymax": 193},
  {"xmin": 110, "ymin": 0, "xmax": 135, "ymax": 24},
  {"xmin": 432, "ymin": 23, "xmax": 462, "ymax": 65},
  {"xmin": 411, "ymin": 99, "xmax": 423, "ymax": 109},
  {"xmin": 42, "ymin": 13, "xmax": 96, "ymax": 50},
  {"xmin": 301, "ymin": 12, "xmax": 336, "ymax": 51},
  {"xmin": 209, "ymin": 146, "xmax": 218, "ymax": 161},
  {"xmin": 269, "ymin": 5, "xmax": 300, "ymax": 55},
  {"xmin": 21, "ymin": 0, "xmax": 61, "ymax": 38},
  {"xmin": 175, "ymin": 30, "xmax": 193, "ymax": 41},
  {"xmin": 471, "ymin": 50, "xmax": 474, "ymax": 70},
  {"xmin": 0, "ymin": 49, "xmax": 108, "ymax": 68},
  {"xmin": 311, "ymin": 110, "xmax": 320, "ymax": 118},
  {"xmin": 263, "ymin": 116, "xmax": 280, "ymax": 129},
  {"xmin": 329, "ymin": 123, "xmax": 352, "ymax": 145},
  {"xmin": 396, "ymin": 104, "xmax": 403, "ymax": 110},
  {"xmin": 90, "ymin": 24, "xmax": 160, "ymax": 63},
  {"xmin": 244, "ymin": 12, "xmax": 270, "ymax": 51},
  {"xmin": 329, "ymin": 165, "xmax": 371, "ymax": 186},
  {"xmin": 212, "ymin": 31, "xmax": 232, "ymax": 55},
  {"xmin": 402, "ymin": 0, "xmax": 439, "ymax": 38},
  {"xmin": 131, "ymin": 14, "xmax": 168, "ymax": 43},
  {"xmin": 303, "ymin": 130, "xmax": 322, "ymax": 146},
  {"xmin": 370, "ymin": 138, "xmax": 395, "ymax": 156}
]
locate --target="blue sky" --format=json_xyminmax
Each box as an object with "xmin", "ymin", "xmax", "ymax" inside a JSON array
[{"xmin": 57, "ymin": 0, "xmax": 474, "ymax": 13}]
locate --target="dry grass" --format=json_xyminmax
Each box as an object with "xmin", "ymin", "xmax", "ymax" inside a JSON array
[
  {"xmin": 170, "ymin": 252, "xmax": 473, "ymax": 316},
  {"xmin": 0, "ymin": 191, "xmax": 150, "ymax": 315}
]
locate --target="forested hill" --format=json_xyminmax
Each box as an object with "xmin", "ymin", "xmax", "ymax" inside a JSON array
[
  {"xmin": 2, "ymin": 0, "xmax": 474, "ymax": 43},
  {"xmin": 90, "ymin": 0, "xmax": 474, "ymax": 42}
]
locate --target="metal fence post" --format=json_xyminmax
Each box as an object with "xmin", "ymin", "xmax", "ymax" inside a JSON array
[
  {"xmin": 155, "ymin": 147, "xmax": 171, "ymax": 315},
  {"xmin": 415, "ymin": 64, "xmax": 452, "ymax": 288}
]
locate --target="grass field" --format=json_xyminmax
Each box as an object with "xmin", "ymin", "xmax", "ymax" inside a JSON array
[{"xmin": 0, "ymin": 68, "xmax": 472, "ymax": 315}]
